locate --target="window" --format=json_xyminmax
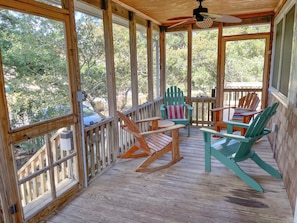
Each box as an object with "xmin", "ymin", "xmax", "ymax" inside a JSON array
[
  {"xmin": 0, "ymin": 9, "xmax": 71, "ymax": 129},
  {"xmin": 15, "ymin": 126, "xmax": 78, "ymax": 219},
  {"xmin": 137, "ymin": 25, "xmax": 148, "ymax": 104},
  {"xmin": 271, "ymin": 4, "xmax": 295, "ymax": 97},
  {"xmin": 271, "ymin": 20, "xmax": 283, "ymax": 89},
  {"xmin": 223, "ymin": 24, "xmax": 270, "ymax": 36},
  {"xmin": 166, "ymin": 31, "xmax": 187, "ymax": 94},
  {"xmin": 113, "ymin": 20, "xmax": 132, "ymax": 111},
  {"xmin": 1, "ymin": 7, "xmax": 79, "ymax": 218},
  {"xmin": 192, "ymin": 29, "xmax": 218, "ymax": 97},
  {"xmin": 75, "ymin": 9, "xmax": 108, "ymax": 117}
]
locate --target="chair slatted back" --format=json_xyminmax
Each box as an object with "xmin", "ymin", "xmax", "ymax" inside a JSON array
[
  {"xmin": 117, "ymin": 111, "xmax": 151, "ymax": 155},
  {"xmin": 237, "ymin": 92, "xmax": 260, "ymax": 110},
  {"xmin": 233, "ymin": 102, "xmax": 279, "ymax": 160},
  {"xmin": 164, "ymin": 86, "xmax": 185, "ymax": 106}
]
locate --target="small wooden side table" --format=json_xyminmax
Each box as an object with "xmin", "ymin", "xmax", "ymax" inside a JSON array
[{"xmin": 150, "ymin": 119, "xmax": 175, "ymax": 130}]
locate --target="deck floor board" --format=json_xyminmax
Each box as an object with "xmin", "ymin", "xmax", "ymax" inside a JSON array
[{"xmin": 46, "ymin": 127, "xmax": 293, "ymax": 223}]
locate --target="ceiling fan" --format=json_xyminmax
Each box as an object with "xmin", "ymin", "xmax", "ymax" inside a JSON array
[{"xmin": 167, "ymin": 0, "xmax": 242, "ymax": 29}]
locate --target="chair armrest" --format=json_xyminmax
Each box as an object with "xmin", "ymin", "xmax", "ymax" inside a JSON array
[
  {"xmin": 224, "ymin": 120, "xmax": 249, "ymax": 133},
  {"xmin": 263, "ymin": 128, "xmax": 271, "ymax": 135},
  {"xmin": 210, "ymin": 106, "xmax": 236, "ymax": 112},
  {"xmin": 224, "ymin": 121, "xmax": 250, "ymax": 134},
  {"xmin": 239, "ymin": 110, "xmax": 262, "ymax": 117},
  {"xmin": 184, "ymin": 104, "xmax": 193, "ymax": 119},
  {"xmin": 141, "ymin": 124, "xmax": 185, "ymax": 136},
  {"xmin": 224, "ymin": 120, "xmax": 250, "ymax": 129},
  {"xmin": 184, "ymin": 103, "xmax": 193, "ymax": 110},
  {"xmin": 135, "ymin": 116, "xmax": 161, "ymax": 124},
  {"xmin": 200, "ymin": 127, "xmax": 250, "ymax": 142},
  {"xmin": 160, "ymin": 104, "xmax": 166, "ymax": 111},
  {"xmin": 160, "ymin": 104, "xmax": 166, "ymax": 119}
]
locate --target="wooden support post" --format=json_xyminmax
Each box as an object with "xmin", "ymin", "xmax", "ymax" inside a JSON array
[
  {"xmin": 0, "ymin": 52, "xmax": 23, "ymax": 222},
  {"xmin": 147, "ymin": 21, "xmax": 154, "ymax": 101},
  {"xmin": 160, "ymin": 27, "xmax": 166, "ymax": 96},
  {"xmin": 63, "ymin": 0, "xmax": 85, "ymax": 189},
  {"xmin": 217, "ymin": 23, "xmax": 224, "ymax": 108},
  {"xmin": 187, "ymin": 25, "xmax": 192, "ymax": 104},
  {"xmin": 103, "ymin": 0, "xmax": 119, "ymax": 157}
]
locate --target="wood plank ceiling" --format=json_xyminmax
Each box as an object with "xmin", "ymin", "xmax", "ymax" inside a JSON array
[{"xmin": 112, "ymin": 0, "xmax": 287, "ymax": 26}]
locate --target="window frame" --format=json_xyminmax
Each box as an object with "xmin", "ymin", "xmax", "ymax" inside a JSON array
[{"xmin": 270, "ymin": 1, "xmax": 296, "ymax": 105}]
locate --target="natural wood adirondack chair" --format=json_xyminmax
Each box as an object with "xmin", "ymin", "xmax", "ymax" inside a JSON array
[
  {"xmin": 117, "ymin": 111, "xmax": 184, "ymax": 172},
  {"xmin": 211, "ymin": 92, "xmax": 260, "ymax": 135},
  {"xmin": 200, "ymin": 102, "xmax": 281, "ymax": 192},
  {"xmin": 160, "ymin": 86, "xmax": 193, "ymax": 136}
]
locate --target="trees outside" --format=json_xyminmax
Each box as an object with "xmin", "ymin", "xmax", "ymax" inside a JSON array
[
  {"xmin": 1, "ymin": 7, "xmax": 269, "ymax": 128},
  {"xmin": 75, "ymin": 12, "xmax": 107, "ymax": 115},
  {"xmin": 0, "ymin": 9, "xmax": 70, "ymax": 129},
  {"xmin": 137, "ymin": 29, "xmax": 148, "ymax": 104},
  {"xmin": 113, "ymin": 22, "xmax": 132, "ymax": 110},
  {"xmin": 221, "ymin": 25, "xmax": 269, "ymax": 89},
  {"xmin": 166, "ymin": 30, "xmax": 218, "ymax": 97},
  {"xmin": 166, "ymin": 32, "xmax": 188, "ymax": 93},
  {"xmin": 166, "ymin": 26, "xmax": 268, "ymax": 97},
  {"xmin": 225, "ymin": 39, "xmax": 265, "ymax": 84},
  {"xmin": 192, "ymin": 29, "xmax": 218, "ymax": 97}
]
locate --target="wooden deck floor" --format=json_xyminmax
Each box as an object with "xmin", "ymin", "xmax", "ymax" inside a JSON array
[{"xmin": 46, "ymin": 127, "xmax": 293, "ymax": 223}]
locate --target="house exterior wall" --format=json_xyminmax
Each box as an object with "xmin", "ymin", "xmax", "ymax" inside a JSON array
[
  {"xmin": 268, "ymin": 95, "xmax": 297, "ymax": 212},
  {"xmin": 267, "ymin": 0, "xmax": 297, "ymax": 213}
]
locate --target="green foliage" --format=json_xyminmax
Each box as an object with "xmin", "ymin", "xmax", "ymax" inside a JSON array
[
  {"xmin": 192, "ymin": 29, "xmax": 218, "ymax": 96},
  {"xmin": 75, "ymin": 13, "xmax": 107, "ymax": 112},
  {"xmin": 1, "ymin": 9, "xmax": 70, "ymax": 128},
  {"xmin": 166, "ymin": 30, "xmax": 218, "ymax": 96},
  {"xmin": 166, "ymin": 32, "xmax": 188, "ymax": 91},
  {"xmin": 1, "ymin": 8, "xmax": 267, "ymax": 128},
  {"xmin": 113, "ymin": 23, "xmax": 132, "ymax": 110},
  {"xmin": 225, "ymin": 39, "xmax": 265, "ymax": 83}
]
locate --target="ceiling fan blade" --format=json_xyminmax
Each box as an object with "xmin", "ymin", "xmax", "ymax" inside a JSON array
[
  {"xmin": 167, "ymin": 18, "xmax": 194, "ymax": 29},
  {"xmin": 200, "ymin": 12, "xmax": 222, "ymax": 19},
  {"xmin": 214, "ymin": 15, "xmax": 242, "ymax": 23},
  {"xmin": 167, "ymin": 16, "xmax": 193, "ymax": 21}
]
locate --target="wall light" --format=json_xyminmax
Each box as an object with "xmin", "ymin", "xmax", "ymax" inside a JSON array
[{"xmin": 60, "ymin": 130, "xmax": 73, "ymax": 151}]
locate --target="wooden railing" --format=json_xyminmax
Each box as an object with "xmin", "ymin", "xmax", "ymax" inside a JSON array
[
  {"xmin": 190, "ymin": 96, "xmax": 216, "ymax": 127},
  {"xmin": 84, "ymin": 117, "xmax": 115, "ymax": 179},
  {"xmin": 16, "ymin": 89, "xmax": 260, "ymax": 207},
  {"xmin": 17, "ymin": 128, "xmax": 77, "ymax": 206},
  {"xmin": 84, "ymin": 97, "xmax": 163, "ymax": 180}
]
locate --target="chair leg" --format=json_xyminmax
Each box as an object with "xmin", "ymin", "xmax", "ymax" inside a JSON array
[
  {"xmin": 230, "ymin": 162, "xmax": 264, "ymax": 192},
  {"xmin": 135, "ymin": 145, "xmax": 183, "ymax": 172},
  {"xmin": 171, "ymin": 128, "xmax": 182, "ymax": 161},
  {"xmin": 205, "ymin": 147, "xmax": 211, "ymax": 172},
  {"xmin": 118, "ymin": 145, "xmax": 148, "ymax": 159},
  {"xmin": 251, "ymin": 153, "xmax": 282, "ymax": 179},
  {"xmin": 213, "ymin": 153, "xmax": 264, "ymax": 192},
  {"xmin": 187, "ymin": 124, "xmax": 190, "ymax": 137},
  {"xmin": 203, "ymin": 133, "xmax": 212, "ymax": 172}
]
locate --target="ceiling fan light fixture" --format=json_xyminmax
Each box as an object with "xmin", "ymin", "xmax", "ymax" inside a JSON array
[{"xmin": 196, "ymin": 17, "xmax": 213, "ymax": 28}]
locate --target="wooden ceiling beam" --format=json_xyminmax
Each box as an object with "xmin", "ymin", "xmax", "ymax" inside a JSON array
[{"xmin": 112, "ymin": 0, "xmax": 161, "ymax": 25}]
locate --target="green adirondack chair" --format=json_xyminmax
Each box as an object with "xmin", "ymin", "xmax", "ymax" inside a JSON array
[
  {"xmin": 200, "ymin": 102, "xmax": 281, "ymax": 192},
  {"xmin": 160, "ymin": 86, "xmax": 193, "ymax": 136}
]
